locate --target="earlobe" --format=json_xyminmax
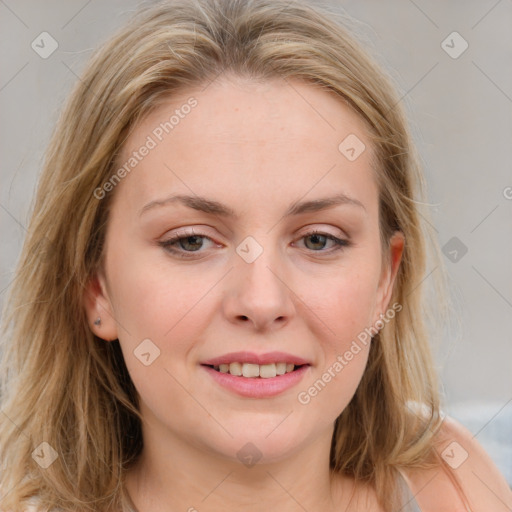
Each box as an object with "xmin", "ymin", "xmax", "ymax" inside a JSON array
[{"xmin": 83, "ymin": 271, "xmax": 119, "ymax": 342}]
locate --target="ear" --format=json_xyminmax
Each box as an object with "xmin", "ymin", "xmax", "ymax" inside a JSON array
[
  {"xmin": 83, "ymin": 269, "xmax": 119, "ymax": 342},
  {"xmin": 373, "ymin": 231, "xmax": 405, "ymax": 324}
]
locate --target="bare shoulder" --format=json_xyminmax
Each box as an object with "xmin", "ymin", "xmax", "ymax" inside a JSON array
[{"xmin": 403, "ymin": 414, "xmax": 512, "ymax": 511}]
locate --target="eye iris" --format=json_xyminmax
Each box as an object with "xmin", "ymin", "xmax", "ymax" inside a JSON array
[
  {"xmin": 179, "ymin": 235, "xmax": 203, "ymax": 251},
  {"xmin": 305, "ymin": 233, "xmax": 327, "ymax": 250}
]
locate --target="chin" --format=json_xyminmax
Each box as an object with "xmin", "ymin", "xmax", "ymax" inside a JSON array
[{"xmin": 199, "ymin": 425, "xmax": 311, "ymax": 466}]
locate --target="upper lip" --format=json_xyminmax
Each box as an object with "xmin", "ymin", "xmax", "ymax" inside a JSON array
[{"xmin": 201, "ymin": 351, "xmax": 311, "ymax": 366}]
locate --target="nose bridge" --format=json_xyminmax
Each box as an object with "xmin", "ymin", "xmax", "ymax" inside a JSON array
[
  {"xmin": 236, "ymin": 233, "xmax": 287, "ymax": 299},
  {"xmin": 224, "ymin": 232, "xmax": 295, "ymax": 329}
]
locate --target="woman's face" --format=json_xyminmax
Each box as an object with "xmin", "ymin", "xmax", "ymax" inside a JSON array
[{"xmin": 86, "ymin": 75, "xmax": 403, "ymax": 464}]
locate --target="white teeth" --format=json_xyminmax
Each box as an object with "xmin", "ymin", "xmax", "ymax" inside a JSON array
[
  {"xmin": 259, "ymin": 363, "xmax": 277, "ymax": 379},
  {"xmin": 242, "ymin": 363, "xmax": 260, "ymax": 378},
  {"xmin": 212, "ymin": 362, "xmax": 299, "ymax": 377},
  {"xmin": 276, "ymin": 363, "xmax": 287, "ymax": 375},
  {"xmin": 229, "ymin": 362, "xmax": 242, "ymax": 376}
]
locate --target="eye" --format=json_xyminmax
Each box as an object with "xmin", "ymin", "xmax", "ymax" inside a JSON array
[
  {"xmin": 158, "ymin": 229, "xmax": 217, "ymax": 259},
  {"xmin": 295, "ymin": 229, "xmax": 350, "ymax": 253}
]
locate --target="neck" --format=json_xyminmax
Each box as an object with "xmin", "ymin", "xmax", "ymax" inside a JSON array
[{"xmin": 123, "ymin": 419, "xmax": 354, "ymax": 512}]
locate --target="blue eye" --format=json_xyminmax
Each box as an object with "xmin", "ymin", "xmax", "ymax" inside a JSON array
[{"xmin": 159, "ymin": 229, "xmax": 350, "ymax": 259}]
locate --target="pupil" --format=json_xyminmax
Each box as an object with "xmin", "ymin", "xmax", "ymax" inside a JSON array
[{"xmin": 306, "ymin": 234, "xmax": 326, "ymax": 250}]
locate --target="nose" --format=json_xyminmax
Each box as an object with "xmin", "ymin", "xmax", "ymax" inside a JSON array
[{"xmin": 222, "ymin": 246, "xmax": 296, "ymax": 332}]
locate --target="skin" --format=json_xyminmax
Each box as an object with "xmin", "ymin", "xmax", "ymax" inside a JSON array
[{"xmin": 85, "ymin": 74, "xmax": 404, "ymax": 512}]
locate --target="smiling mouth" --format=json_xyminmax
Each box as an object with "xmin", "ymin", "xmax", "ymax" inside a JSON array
[{"xmin": 202, "ymin": 362, "xmax": 308, "ymax": 378}]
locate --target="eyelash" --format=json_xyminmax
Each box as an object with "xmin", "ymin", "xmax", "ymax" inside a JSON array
[{"xmin": 158, "ymin": 229, "xmax": 350, "ymax": 259}]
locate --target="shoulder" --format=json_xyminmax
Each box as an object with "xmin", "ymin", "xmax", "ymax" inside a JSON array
[
  {"xmin": 405, "ymin": 414, "xmax": 512, "ymax": 511},
  {"xmin": 440, "ymin": 416, "xmax": 512, "ymax": 507}
]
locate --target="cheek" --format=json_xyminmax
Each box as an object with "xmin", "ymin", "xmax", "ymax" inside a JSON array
[
  {"xmin": 106, "ymin": 253, "xmax": 208, "ymax": 413},
  {"xmin": 306, "ymin": 267, "xmax": 380, "ymax": 347},
  {"xmin": 103, "ymin": 250, "xmax": 210, "ymax": 403},
  {"xmin": 294, "ymin": 268, "xmax": 379, "ymax": 411},
  {"xmin": 340, "ymin": 274, "xmax": 378, "ymax": 333},
  {"xmin": 105, "ymin": 240, "xmax": 199, "ymax": 334}
]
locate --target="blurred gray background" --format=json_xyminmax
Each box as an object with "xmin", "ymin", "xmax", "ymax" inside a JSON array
[{"xmin": 1, "ymin": 0, "xmax": 511, "ymax": 484}]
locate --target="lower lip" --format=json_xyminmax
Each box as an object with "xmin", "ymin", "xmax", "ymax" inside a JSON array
[{"xmin": 201, "ymin": 364, "xmax": 310, "ymax": 398}]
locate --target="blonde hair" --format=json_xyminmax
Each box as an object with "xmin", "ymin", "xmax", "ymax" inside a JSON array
[{"xmin": 0, "ymin": 0, "xmax": 456, "ymax": 510}]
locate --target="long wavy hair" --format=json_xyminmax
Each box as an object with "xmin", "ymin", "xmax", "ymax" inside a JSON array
[{"xmin": 0, "ymin": 0, "xmax": 457, "ymax": 510}]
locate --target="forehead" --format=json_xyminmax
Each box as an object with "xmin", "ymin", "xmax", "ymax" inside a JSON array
[{"xmin": 112, "ymin": 75, "xmax": 378, "ymax": 217}]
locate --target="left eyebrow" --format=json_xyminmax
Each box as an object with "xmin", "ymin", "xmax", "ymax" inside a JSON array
[{"xmin": 139, "ymin": 192, "xmax": 366, "ymax": 218}]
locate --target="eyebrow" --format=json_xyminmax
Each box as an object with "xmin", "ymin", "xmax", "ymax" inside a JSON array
[{"xmin": 139, "ymin": 192, "xmax": 366, "ymax": 218}]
